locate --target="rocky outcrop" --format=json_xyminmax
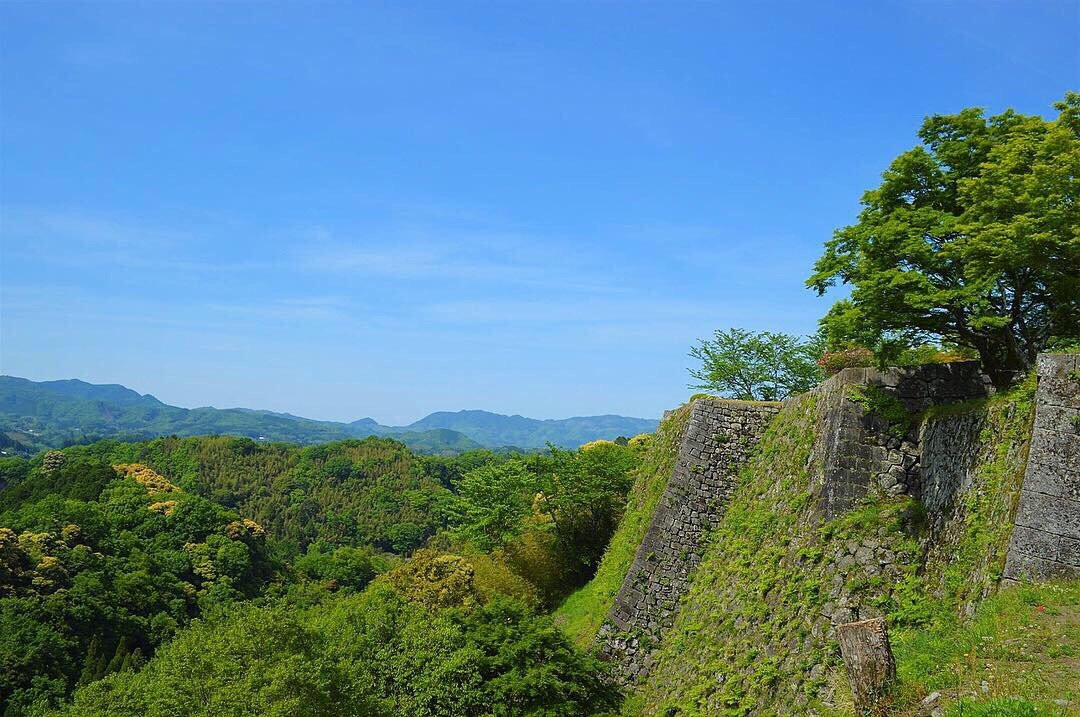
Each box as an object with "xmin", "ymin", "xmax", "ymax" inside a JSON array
[
  {"xmin": 598, "ymin": 397, "xmax": 781, "ymax": 680},
  {"xmin": 1004, "ymin": 353, "xmax": 1080, "ymax": 582}
]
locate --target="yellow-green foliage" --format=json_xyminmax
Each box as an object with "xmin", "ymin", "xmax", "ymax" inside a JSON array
[
  {"xmin": 501, "ymin": 526, "xmax": 567, "ymax": 607},
  {"xmin": 225, "ymin": 518, "xmax": 267, "ymax": 542},
  {"xmin": 148, "ymin": 500, "xmax": 178, "ymax": 516},
  {"xmin": 113, "ymin": 463, "xmax": 179, "ymax": 494},
  {"xmin": 554, "ymin": 403, "xmax": 693, "ymax": 648},
  {"xmin": 384, "ymin": 547, "xmax": 538, "ymax": 610},
  {"xmin": 385, "ymin": 550, "xmax": 480, "ymax": 609},
  {"xmin": 467, "ymin": 549, "xmax": 540, "ymax": 607},
  {"xmin": 581, "ymin": 439, "xmax": 617, "ymax": 451}
]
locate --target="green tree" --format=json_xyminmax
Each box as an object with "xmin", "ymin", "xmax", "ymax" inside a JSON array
[
  {"xmin": 451, "ymin": 462, "xmax": 537, "ymax": 551},
  {"xmin": 808, "ymin": 94, "xmax": 1080, "ymax": 385},
  {"xmin": 688, "ymin": 328, "xmax": 823, "ymax": 401},
  {"xmin": 530, "ymin": 442, "xmax": 638, "ymax": 583},
  {"xmin": 61, "ymin": 586, "xmax": 621, "ymax": 717}
]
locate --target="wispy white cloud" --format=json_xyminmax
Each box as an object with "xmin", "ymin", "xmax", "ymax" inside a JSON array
[
  {"xmin": 0, "ymin": 207, "xmax": 276, "ymax": 276},
  {"xmin": 296, "ymin": 228, "xmax": 628, "ymax": 293},
  {"xmin": 422, "ymin": 297, "xmax": 716, "ymax": 324},
  {"xmin": 204, "ymin": 296, "xmax": 357, "ymax": 322},
  {"xmin": 2, "ymin": 207, "xmax": 186, "ymax": 251}
]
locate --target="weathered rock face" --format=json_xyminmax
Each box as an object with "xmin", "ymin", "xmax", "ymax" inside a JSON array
[
  {"xmin": 920, "ymin": 411, "xmax": 987, "ymax": 533},
  {"xmin": 812, "ymin": 362, "xmax": 992, "ymax": 518},
  {"xmin": 598, "ymin": 397, "xmax": 781, "ymax": 680},
  {"xmin": 1004, "ymin": 353, "xmax": 1080, "ymax": 582}
]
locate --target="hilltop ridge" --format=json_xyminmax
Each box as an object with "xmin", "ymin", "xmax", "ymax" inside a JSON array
[{"xmin": 0, "ymin": 375, "xmax": 658, "ymax": 455}]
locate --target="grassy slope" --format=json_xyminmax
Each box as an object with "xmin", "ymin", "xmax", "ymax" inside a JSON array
[
  {"xmin": 891, "ymin": 581, "xmax": 1078, "ymax": 716},
  {"xmin": 553, "ymin": 403, "xmax": 693, "ymax": 648},
  {"xmin": 629, "ymin": 392, "xmax": 840, "ymax": 715},
  {"xmin": 624, "ymin": 377, "xmax": 1066, "ymax": 716}
]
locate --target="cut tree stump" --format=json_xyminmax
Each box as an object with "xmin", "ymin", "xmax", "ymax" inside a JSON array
[{"xmin": 837, "ymin": 617, "xmax": 896, "ymax": 715}]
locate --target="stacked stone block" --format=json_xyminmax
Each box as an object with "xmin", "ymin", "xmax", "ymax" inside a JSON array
[
  {"xmin": 599, "ymin": 397, "xmax": 781, "ymax": 680},
  {"xmin": 919, "ymin": 411, "xmax": 987, "ymax": 533},
  {"xmin": 1004, "ymin": 353, "xmax": 1080, "ymax": 581},
  {"xmin": 813, "ymin": 362, "xmax": 992, "ymax": 518}
]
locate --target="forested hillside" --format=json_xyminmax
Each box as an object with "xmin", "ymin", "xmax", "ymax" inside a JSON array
[
  {"xmin": 407, "ymin": 410, "xmax": 659, "ymax": 450},
  {"xmin": 0, "ymin": 376, "xmax": 656, "ymax": 456},
  {"xmin": 0, "ymin": 432, "xmax": 649, "ymax": 714}
]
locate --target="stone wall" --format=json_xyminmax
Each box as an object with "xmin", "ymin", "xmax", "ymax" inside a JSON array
[
  {"xmin": 598, "ymin": 356, "xmax": 1077, "ymax": 687},
  {"xmin": 812, "ymin": 362, "xmax": 992, "ymax": 518},
  {"xmin": 919, "ymin": 411, "xmax": 987, "ymax": 533},
  {"xmin": 598, "ymin": 396, "xmax": 781, "ymax": 680},
  {"xmin": 1004, "ymin": 353, "xmax": 1080, "ymax": 582}
]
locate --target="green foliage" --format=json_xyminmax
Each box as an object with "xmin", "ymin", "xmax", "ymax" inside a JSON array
[
  {"xmin": 688, "ymin": 328, "xmax": 824, "ymax": 401},
  {"xmin": 293, "ymin": 543, "xmax": 385, "ymax": 593},
  {"xmin": 52, "ymin": 435, "xmax": 456, "ymax": 556},
  {"xmin": 448, "ymin": 441, "xmax": 643, "ymax": 605},
  {"xmin": 59, "ymin": 603, "xmax": 370, "ymax": 717},
  {"xmin": 60, "ymin": 584, "xmax": 622, "ymax": 717},
  {"xmin": 893, "ymin": 582, "xmax": 1079, "ymax": 715},
  {"xmin": 530, "ymin": 441, "xmax": 640, "ymax": 585},
  {"xmin": 808, "ymin": 94, "xmax": 1080, "ymax": 385},
  {"xmin": 0, "ymin": 458, "xmax": 279, "ymax": 712},
  {"xmin": 895, "ymin": 344, "xmax": 978, "ymax": 367},
  {"xmin": 451, "ymin": 461, "xmax": 538, "ymax": 551}
]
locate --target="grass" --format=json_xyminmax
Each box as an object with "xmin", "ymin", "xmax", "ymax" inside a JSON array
[
  {"xmin": 893, "ymin": 581, "xmax": 1079, "ymax": 716},
  {"xmin": 555, "ymin": 369, "xmax": 1066, "ymax": 716},
  {"xmin": 554, "ymin": 403, "xmax": 693, "ymax": 648}
]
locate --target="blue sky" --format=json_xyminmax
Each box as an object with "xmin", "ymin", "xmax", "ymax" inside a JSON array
[{"xmin": 1, "ymin": 1, "xmax": 1076, "ymax": 425}]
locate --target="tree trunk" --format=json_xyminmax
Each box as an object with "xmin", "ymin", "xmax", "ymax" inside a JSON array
[
  {"xmin": 977, "ymin": 332, "xmax": 1031, "ymax": 390},
  {"xmin": 837, "ymin": 617, "xmax": 896, "ymax": 715}
]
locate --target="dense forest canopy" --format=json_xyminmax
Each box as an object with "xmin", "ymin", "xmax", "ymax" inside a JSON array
[{"xmin": 0, "ymin": 432, "xmax": 646, "ymax": 714}]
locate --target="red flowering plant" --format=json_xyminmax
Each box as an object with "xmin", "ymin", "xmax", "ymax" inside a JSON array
[{"xmin": 817, "ymin": 346, "xmax": 875, "ymax": 376}]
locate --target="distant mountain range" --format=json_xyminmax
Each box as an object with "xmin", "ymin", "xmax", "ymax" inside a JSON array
[{"xmin": 0, "ymin": 376, "xmax": 658, "ymax": 456}]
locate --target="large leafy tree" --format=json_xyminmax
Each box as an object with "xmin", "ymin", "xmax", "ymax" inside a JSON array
[
  {"xmin": 808, "ymin": 94, "xmax": 1080, "ymax": 386},
  {"xmin": 688, "ymin": 328, "xmax": 824, "ymax": 401}
]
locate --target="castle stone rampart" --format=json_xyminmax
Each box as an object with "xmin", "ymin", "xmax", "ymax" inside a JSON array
[{"xmin": 598, "ymin": 396, "xmax": 780, "ymax": 680}]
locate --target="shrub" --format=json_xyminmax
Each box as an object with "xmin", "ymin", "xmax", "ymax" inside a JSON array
[
  {"xmin": 817, "ymin": 346, "xmax": 875, "ymax": 375},
  {"xmin": 897, "ymin": 344, "xmax": 977, "ymax": 366}
]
